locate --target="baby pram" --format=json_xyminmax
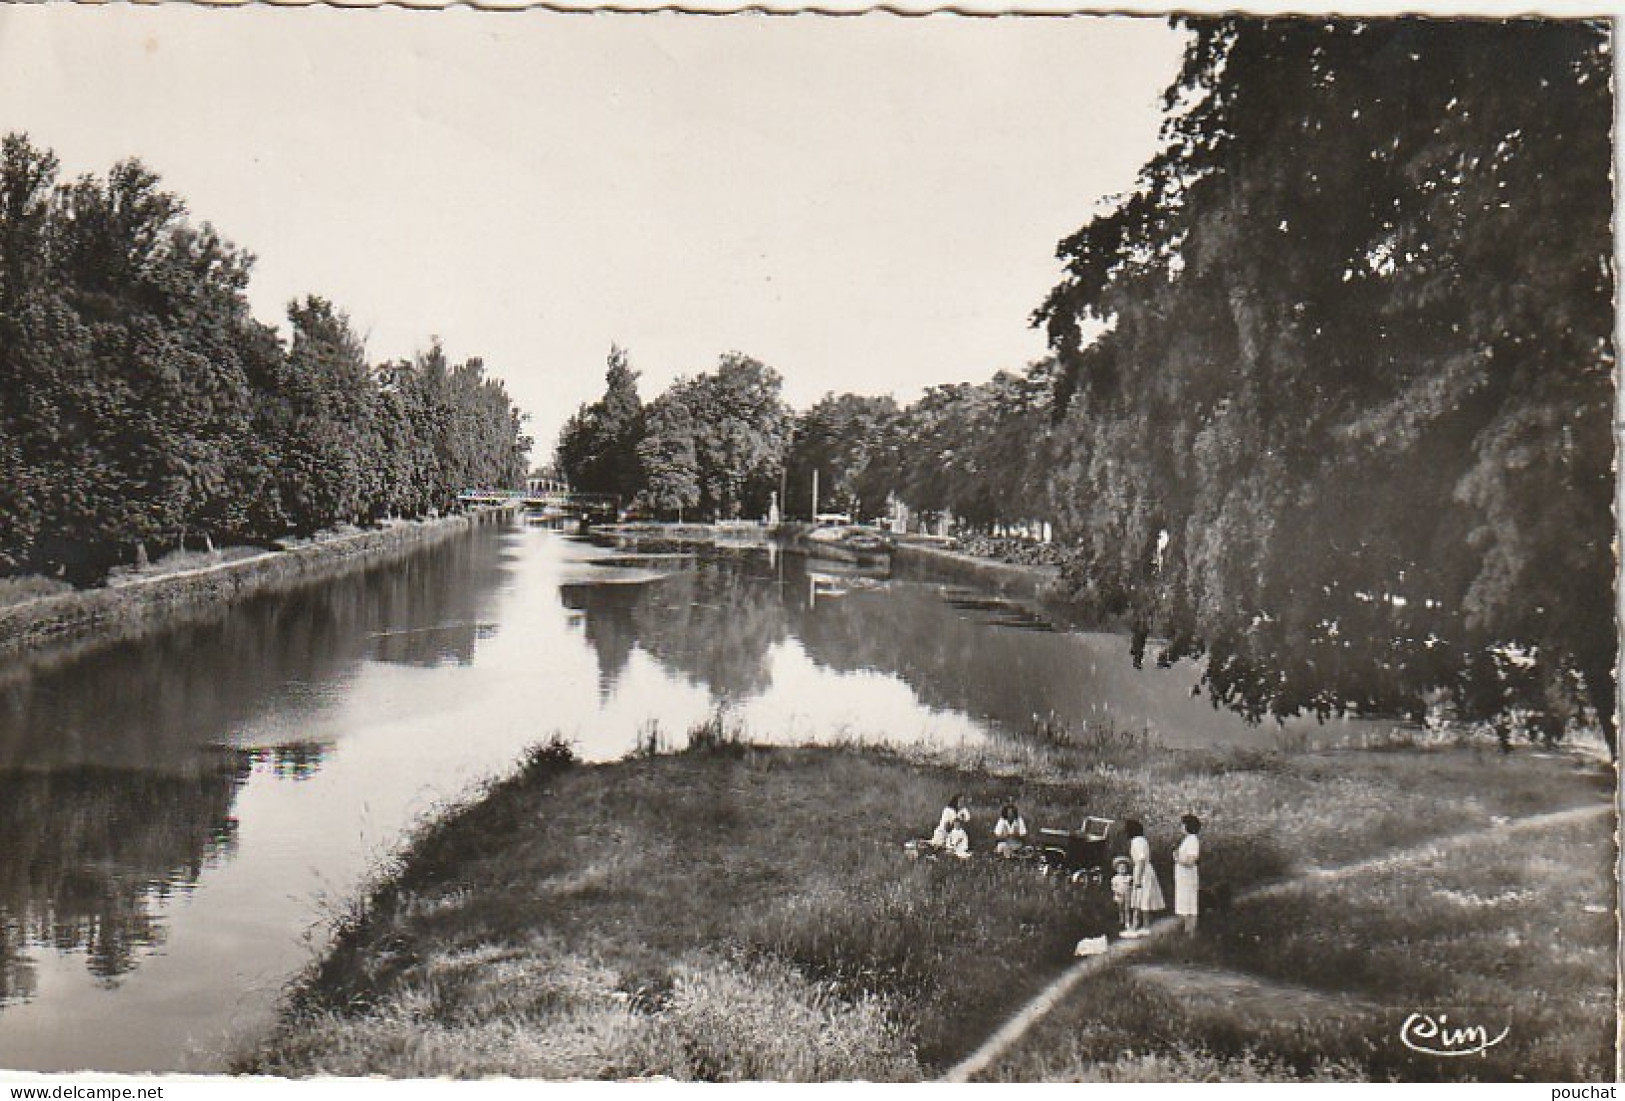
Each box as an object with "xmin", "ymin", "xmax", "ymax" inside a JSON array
[{"xmin": 1036, "ymin": 816, "xmax": 1114, "ymax": 884}]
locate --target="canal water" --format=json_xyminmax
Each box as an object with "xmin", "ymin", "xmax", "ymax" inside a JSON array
[{"xmin": 0, "ymin": 521, "xmax": 1365, "ymax": 1072}]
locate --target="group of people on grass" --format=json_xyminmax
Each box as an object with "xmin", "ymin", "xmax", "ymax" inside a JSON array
[
  {"xmin": 1113, "ymin": 815, "xmax": 1203, "ymax": 937},
  {"xmin": 918, "ymin": 794, "xmax": 1204, "ymax": 936}
]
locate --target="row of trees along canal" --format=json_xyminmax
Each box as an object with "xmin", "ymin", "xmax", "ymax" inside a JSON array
[
  {"xmin": 0, "ymin": 134, "xmax": 532, "ymax": 586},
  {"xmin": 554, "ymin": 18, "xmax": 1616, "ymax": 755}
]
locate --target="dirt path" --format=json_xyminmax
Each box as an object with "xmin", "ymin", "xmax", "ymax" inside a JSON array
[
  {"xmin": 938, "ymin": 799, "xmax": 1614, "ymax": 1083},
  {"xmin": 1128, "ymin": 962, "xmax": 1377, "ymax": 1021}
]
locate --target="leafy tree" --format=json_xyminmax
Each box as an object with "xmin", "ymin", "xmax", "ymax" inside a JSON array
[
  {"xmin": 1034, "ymin": 19, "xmax": 1615, "ymax": 747},
  {"xmin": 785, "ymin": 393, "xmax": 897, "ymax": 519},
  {"xmin": 636, "ymin": 390, "xmax": 701, "ymax": 518},
  {"xmin": 0, "ymin": 134, "xmax": 57, "ymax": 312},
  {"xmin": 684, "ymin": 353, "xmax": 791, "ymax": 520},
  {"xmin": 260, "ymin": 297, "xmax": 379, "ymax": 534},
  {"xmin": 553, "ymin": 346, "xmax": 645, "ymax": 502},
  {"xmin": 7, "ymin": 155, "xmax": 260, "ymax": 576},
  {"xmin": 846, "ymin": 364, "xmax": 1056, "ymax": 535},
  {"xmin": 0, "ymin": 133, "xmax": 533, "ymax": 581}
]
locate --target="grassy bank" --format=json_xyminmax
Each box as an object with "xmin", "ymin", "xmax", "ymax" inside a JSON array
[{"xmin": 237, "ymin": 723, "xmax": 1613, "ymax": 1081}]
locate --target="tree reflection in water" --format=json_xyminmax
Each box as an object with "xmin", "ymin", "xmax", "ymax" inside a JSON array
[
  {"xmin": 559, "ymin": 581, "xmax": 642, "ymax": 698},
  {"xmin": 562, "ymin": 543, "xmax": 1268, "ymax": 745},
  {"xmin": 563, "ymin": 548, "xmax": 790, "ymax": 704},
  {"xmin": 0, "ymin": 525, "xmax": 509, "ymax": 1005},
  {"xmin": 0, "ymin": 748, "xmax": 250, "ymax": 1002}
]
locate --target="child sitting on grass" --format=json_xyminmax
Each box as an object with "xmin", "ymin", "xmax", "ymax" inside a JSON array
[
  {"xmin": 945, "ymin": 816, "xmax": 971, "ymax": 860},
  {"xmin": 1110, "ymin": 856, "xmax": 1133, "ymax": 929}
]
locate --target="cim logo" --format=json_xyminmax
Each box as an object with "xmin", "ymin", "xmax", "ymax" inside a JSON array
[{"xmin": 1399, "ymin": 1010, "xmax": 1511, "ymax": 1058}]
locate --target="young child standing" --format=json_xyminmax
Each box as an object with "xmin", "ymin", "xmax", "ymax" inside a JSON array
[{"xmin": 1110, "ymin": 856, "xmax": 1134, "ymax": 930}]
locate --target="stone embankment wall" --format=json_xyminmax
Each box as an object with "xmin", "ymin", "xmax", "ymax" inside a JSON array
[
  {"xmin": 890, "ymin": 541, "xmax": 1064, "ymax": 603},
  {"xmin": 0, "ymin": 510, "xmax": 507, "ymax": 665}
]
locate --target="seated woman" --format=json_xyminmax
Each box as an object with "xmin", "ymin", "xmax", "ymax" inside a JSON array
[
  {"xmin": 993, "ymin": 803, "xmax": 1029, "ymax": 857},
  {"xmin": 931, "ymin": 793, "xmax": 970, "ymax": 847},
  {"xmin": 906, "ymin": 793, "xmax": 969, "ymax": 859}
]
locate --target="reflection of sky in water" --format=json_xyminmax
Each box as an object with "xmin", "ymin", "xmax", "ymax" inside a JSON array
[
  {"xmin": 0, "ymin": 523, "xmax": 1378, "ymax": 1072},
  {"xmin": 738, "ymin": 641, "xmax": 988, "ymax": 748}
]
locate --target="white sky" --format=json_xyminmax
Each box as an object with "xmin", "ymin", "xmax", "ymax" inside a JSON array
[{"xmin": 0, "ymin": 7, "xmax": 1186, "ymax": 453}]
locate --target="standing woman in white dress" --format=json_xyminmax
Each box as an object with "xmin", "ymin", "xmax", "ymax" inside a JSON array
[
  {"xmin": 1173, "ymin": 814, "xmax": 1202, "ymax": 935},
  {"xmin": 1123, "ymin": 818, "xmax": 1165, "ymax": 938}
]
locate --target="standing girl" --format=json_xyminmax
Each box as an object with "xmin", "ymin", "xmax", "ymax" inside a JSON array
[
  {"xmin": 1122, "ymin": 818, "xmax": 1165, "ymax": 938},
  {"xmin": 1173, "ymin": 814, "xmax": 1202, "ymax": 935}
]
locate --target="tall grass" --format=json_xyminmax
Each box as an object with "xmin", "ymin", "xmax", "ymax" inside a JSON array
[
  {"xmin": 1027, "ymin": 712, "xmax": 1154, "ymax": 762},
  {"xmin": 683, "ymin": 712, "xmax": 749, "ymax": 755},
  {"xmin": 629, "ymin": 719, "xmax": 667, "ymax": 759},
  {"xmin": 247, "ymin": 947, "xmax": 918, "ymax": 1081},
  {"xmin": 626, "ymin": 713, "xmax": 750, "ymax": 759},
  {"xmin": 0, "ymin": 574, "xmax": 74, "ymax": 609}
]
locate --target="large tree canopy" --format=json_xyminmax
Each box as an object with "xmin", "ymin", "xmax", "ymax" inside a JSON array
[
  {"xmin": 1033, "ymin": 18, "xmax": 1615, "ymax": 745},
  {"xmin": 569, "ymin": 349, "xmax": 790, "ymax": 522},
  {"xmin": 0, "ymin": 134, "xmax": 532, "ymax": 580},
  {"xmin": 674, "ymin": 353, "xmax": 791, "ymax": 521},
  {"xmin": 784, "ymin": 392, "xmax": 898, "ymax": 520},
  {"xmin": 554, "ymin": 346, "xmax": 646, "ymax": 502}
]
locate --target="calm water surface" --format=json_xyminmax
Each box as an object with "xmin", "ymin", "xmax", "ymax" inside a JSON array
[{"xmin": 0, "ymin": 522, "xmax": 1364, "ymax": 1072}]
